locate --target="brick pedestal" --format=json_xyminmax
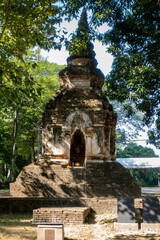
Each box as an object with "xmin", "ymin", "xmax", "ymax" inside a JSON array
[{"xmin": 33, "ymin": 207, "xmax": 90, "ymax": 224}]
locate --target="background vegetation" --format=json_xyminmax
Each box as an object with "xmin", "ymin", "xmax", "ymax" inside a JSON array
[
  {"xmin": 117, "ymin": 142, "xmax": 159, "ymax": 187},
  {"xmin": 0, "ymin": 49, "xmax": 65, "ymax": 187}
]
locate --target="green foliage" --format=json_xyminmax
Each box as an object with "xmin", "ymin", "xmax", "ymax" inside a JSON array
[
  {"xmin": 101, "ymin": 0, "xmax": 160, "ymax": 145},
  {"xmin": 14, "ymin": 57, "xmax": 64, "ymax": 161},
  {"xmin": 0, "ymin": 0, "xmax": 63, "ymax": 103},
  {"xmin": 67, "ymin": 8, "xmax": 94, "ymax": 56},
  {"xmin": 0, "ymin": 110, "xmax": 12, "ymax": 165},
  {"xmin": 0, "ymin": 50, "xmax": 64, "ymax": 187},
  {"xmin": 117, "ymin": 142, "xmax": 158, "ymax": 158},
  {"xmin": 112, "ymin": 100, "xmax": 144, "ymax": 146},
  {"xmin": 129, "ymin": 168, "xmax": 159, "ymax": 187},
  {"xmin": 148, "ymin": 113, "xmax": 160, "ymax": 149},
  {"xmin": 63, "ymin": 0, "xmax": 160, "ymax": 147},
  {"xmin": 0, "ymin": 0, "xmax": 159, "ymax": 184},
  {"xmin": 117, "ymin": 142, "xmax": 159, "ymax": 187}
]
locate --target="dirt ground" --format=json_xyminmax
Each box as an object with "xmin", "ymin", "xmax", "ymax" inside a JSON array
[{"xmin": 0, "ymin": 213, "xmax": 159, "ymax": 240}]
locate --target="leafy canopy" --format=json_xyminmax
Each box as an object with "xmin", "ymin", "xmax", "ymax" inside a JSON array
[
  {"xmin": 0, "ymin": 0, "xmax": 63, "ymax": 103},
  {"xmin": 0, "ymin": 49, "xmax": 65, "ymax": 184},
  {"xmin": 117, "ymin": 142, "xmax": 159, "ymax": 187},
  {"xmin": 117, "ymin": 142, "xmax": 158, "ymax": 158},
  {"xmin": 62, "ymin": 0, "xmax": 160, "ymax": 147}
]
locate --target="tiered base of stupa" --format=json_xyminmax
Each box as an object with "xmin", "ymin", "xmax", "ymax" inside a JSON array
[{"xmin": 10, "ymin": 160, "xmax": 141, "ymax": 197}]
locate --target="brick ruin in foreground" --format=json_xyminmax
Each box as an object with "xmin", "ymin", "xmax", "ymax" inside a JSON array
[
  {"xmin": 33, "ymin": 207, "xmax": 90, "ymax": 224},
  {"xmin": 10, "ymin": 9, "xmax": 141, "ymax": 198}
]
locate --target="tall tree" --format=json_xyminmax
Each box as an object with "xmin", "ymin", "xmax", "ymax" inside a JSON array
[
  {"xmin": 102, "ymin": 0, "xmax": 160, "ymax": 128},
  {"xmin": 0, "ymin": 49, "xmax": 65, "ymax": 182},
  {"xmin": 112, "ymin": 100, "xmax": 144, "ymax": 141},
  {"xmin": 62, "ymin": 0, "xmax": 160, "ymax": 147},
  {"xmin": 0, "ymin": 0, "xmax": 63, "ymax": 103}
]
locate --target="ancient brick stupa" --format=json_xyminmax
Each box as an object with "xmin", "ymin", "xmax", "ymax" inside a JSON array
[{"xmin": 10, "ymin": 9, "xmax": 141, "ymax": 198}]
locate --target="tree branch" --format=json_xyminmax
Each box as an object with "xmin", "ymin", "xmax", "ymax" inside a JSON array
[
  {"xmin": 0, "ymin": 25, "xmax": 35, "ymax": 30},
  {"xmin": 0, "ymin": 0, "xmax": 11, "ymax": 41}
]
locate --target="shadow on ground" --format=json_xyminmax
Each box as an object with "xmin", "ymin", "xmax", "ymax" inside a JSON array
[
  {"xmin": 0, "ymin": 227, "xmax": 36, "ymax": 240},
  {"xmin": 0, "ymin": 213, "xmax": 36, "ymax": 240},
  {"xmin": 64, "ymin": 234, "xmax": 160, "ymax": 240},
  {"xmin": 0, "ymin": 214, "xmax": 32, "ymax": 227},
  {"xmin": 111, "ymin": 235, "xmax": 159, "ymax": 240},
  {"xmin": 64, "ymin": 238, "xmax": 76, "ymax": 240},
  {"xmin": 84, "ymin": 212, "xmax": 96, "ymax": 224}
]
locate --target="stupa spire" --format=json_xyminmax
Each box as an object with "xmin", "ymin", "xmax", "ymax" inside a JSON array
[
  {"xmin": 68, "ymin": 8, "xmax": 95, "ymax": 58},
  {"xmin": 76, "ymin": 8, "xmax": 90, "ymax": 39},
  {"xmin": 59, "ymin": 8, "xmax": 104, "ymax": 90}
]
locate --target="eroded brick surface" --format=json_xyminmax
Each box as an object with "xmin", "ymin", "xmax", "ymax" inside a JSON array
[{"xmin": 33, "ymin": 207, "xmax": 90, "ymax": 224}]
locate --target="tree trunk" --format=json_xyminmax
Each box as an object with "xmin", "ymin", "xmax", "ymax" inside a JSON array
[
  {"xmin": 8, "ymin": 110, "xmax": 18, "ymax": 181},
  {"xmin": 32, "ymin": 131, "xmax": 35, "ymax": 162},
  {"xmin": 0, "ymin": 161, "xmax": 3, "ymax": 179}
]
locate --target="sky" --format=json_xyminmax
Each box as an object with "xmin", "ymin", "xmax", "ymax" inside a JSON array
[
  {"xmin": 41, "ymin": 18, "xmax": 113, "ymax": 76},
  {"xmin": 40, "ymin": 17, "xmax": 160, "ymax": 157},
  {"xmin": 41, "ymin": 41, "xmax": 113, "ymax": 76}
]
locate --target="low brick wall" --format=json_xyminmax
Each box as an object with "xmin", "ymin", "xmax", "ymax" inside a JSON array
[
  {"xmin": 33, "ymin": 207, "xmax": 90, "ymax": 224},
  {"xmin": 0, "ymin": 197, "xmax": 144, "ymax": 215},
  {"xmin": 0, "ymin": 197, "xmax": 117, "ymax": 214},
  {"xmin": 84, "ymin": 198, "xmax": 117, "ymax": 214}
]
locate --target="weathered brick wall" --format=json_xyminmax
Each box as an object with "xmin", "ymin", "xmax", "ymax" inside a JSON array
[
  {"xmin": 0, "ymin": 197, "xmax": 147, "ymax": 215},
  {"xmin": 41, "ymin": 89, "xmax": 117, "ymax": 161},
  {"xmin": 33, "ymin": 207, "xmax": 90, "ymax": 224},
  {"xmin": 0, "ymin": 197, "xmax": 117, "ymax": 214},
  {"xmin": 10, "ymin": 161, "xmax": 141, "ymax": 198},
  {"xmin": 43, "ymin": 89, "xmax": 109, "ymax": 126}
]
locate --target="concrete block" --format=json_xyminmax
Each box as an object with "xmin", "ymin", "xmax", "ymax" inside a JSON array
[
  {"xmin": 114, "ymin": 222, "xmax": 139, "ymax": 232},
  {"xmin": 37, "ymin": 224, "xmax": 64, "ymax": 240},
  {"xmin": 117, "ymin": 198, "xmax": 135, "ymax": 223},
  {"xmin": 141, "ymin": 223, "xmax": 160, "ymax": 231},
  {"xmin": 143, "ymin": 197, "xmax": 160, "ymax": 223}
]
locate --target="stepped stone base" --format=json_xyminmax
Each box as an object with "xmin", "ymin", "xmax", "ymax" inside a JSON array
[
  {"xmin": 10, "ymin": 160, "xmax": 141, "ymax": 198},
  {"xmin": 114, "ymin": 223, "xmax": 139, "ymax": 232},
  {"xmin": 33, "ymin": 207, "xmax": 90, "ymax": 224},
  {"xmin": 141, "ymin": 223, "xmax": 160, "ymax": 231}
]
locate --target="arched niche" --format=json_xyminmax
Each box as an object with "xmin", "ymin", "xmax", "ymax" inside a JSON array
[
  {"xmin": 70, "ymin": 130, "xmax": 85, "ymax": 166},
  {"xmin": 65, "ymin": 110, "xmax": 92, "ymax": 130}
]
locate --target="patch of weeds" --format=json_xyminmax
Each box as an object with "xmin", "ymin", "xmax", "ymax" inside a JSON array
[
  {"xmin": 105, "ymin": 218, "xmax": 117, "ymax": 223},
  {"xmin": 101, "ymin": 218, "xmax": 117, "ymax": 224}
]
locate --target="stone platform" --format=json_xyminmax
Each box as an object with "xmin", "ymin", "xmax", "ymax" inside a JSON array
[
  {"xmin": 114, "ymin": 223, "xmax": 139, "ymax": 232},
  {"xmin": 10, "ymin": 160, "xmax": 141, "ymax": 198},
  {"xmin": 33, "ymin": 207, "xmax": 90, "ymax": 224}
]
